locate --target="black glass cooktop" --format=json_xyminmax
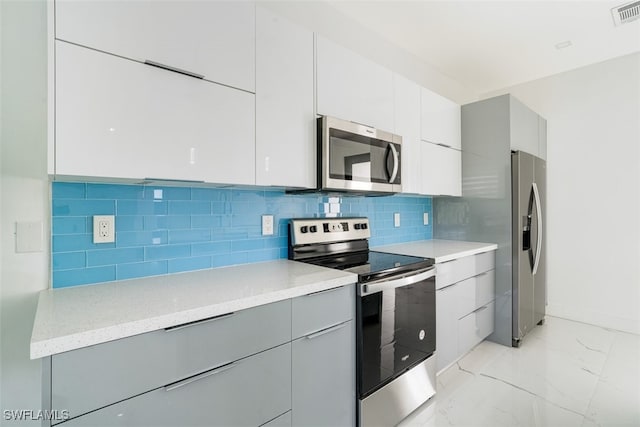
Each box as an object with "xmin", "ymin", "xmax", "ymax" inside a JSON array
[{"xmin": 304, "ymin": 250, "xmax": 434, "ymax": 283}]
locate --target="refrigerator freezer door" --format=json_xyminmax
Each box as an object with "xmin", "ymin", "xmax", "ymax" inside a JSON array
[
  {"xmin": 533, "ymin": 157, "xmax": 547, "ymax": 326},
  {"xmin": 512, "ymin": 151, "xmax": 536, "ymax": 345}
]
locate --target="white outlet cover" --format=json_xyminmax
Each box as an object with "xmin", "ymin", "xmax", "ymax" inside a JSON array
[
  {"xmin": 262, "ymin": 215, "xmax": 274, "ymax": 236},
  {"xmin": 93, "ymin": 215, "xmax": 115, "ymax": 243},
  {"xmin": 423, "ymin": 212, "xmax": 429, "ymax": 225},
  {"xmin": 394, "ymin": 213, "xmax": 401, "ymax": 227}
]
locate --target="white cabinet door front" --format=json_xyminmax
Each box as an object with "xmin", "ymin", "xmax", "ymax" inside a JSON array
[
  {"xmin": 256, "ymin": 6, "xmax": 315, "ymax": 188},
  {"xmin": 55, "ymin": 42, "xmax": 255, "ymax": 184},
  {"xmin": 316, "ymin": 35, "xmax": 394, "ymax": 131},
  {"xmin": 394, "ymin": 73, "xmax": 422, "ymax": 194},
  {"xmin": 421, "ymin": 88, "xmax": 461, "ymax": 149},
  {"xmin": 55, "ymin": 0, "xmax": 256, "ymax": 92},
  {"xmin": 421, "ymin": 142, "xmax": 462, "ymax": 196}
]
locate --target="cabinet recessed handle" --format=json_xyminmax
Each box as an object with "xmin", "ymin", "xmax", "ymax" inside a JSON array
[
  {"xmin": 472, "ymin": 305, "xmax": 489, "ymax": 314},
  {"xmin": 306, "ymin": 321, "xmax": 349, "ymax": 340},
  {"xmin": 144, "ymin": 60, "xmax": 205, "ymax": 80},
  {"xmin": 164, "ymin": 312, "xmax": 235, "ymax": 332},
  {"xmin": 304, "ymin": 287, "xmax": 342, "ymax": 297},
  {"xmin": 164, "ymin": 361, "xmax": 235, "ymax": 392}
]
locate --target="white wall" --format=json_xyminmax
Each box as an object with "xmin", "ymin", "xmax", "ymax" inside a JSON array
[
  {"xmin": 486, "ymin": 53, "xmax": 640, "ymax": 335},
  {"xmin": 261, "ymin": 1, "xmax": 478, "ymax": 104},
  {"xmin": 0, "ymin": 0, "xmax": 49, "ymax": 424}
]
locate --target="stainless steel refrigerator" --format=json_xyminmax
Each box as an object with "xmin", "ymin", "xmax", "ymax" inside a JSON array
[
  {"xmin": 511, "ymin": 150, "xmax": 546, "ymax": 347},
  {"xmin": 434, "ymin": 94, "xmax": 547, "ymax": 348}
]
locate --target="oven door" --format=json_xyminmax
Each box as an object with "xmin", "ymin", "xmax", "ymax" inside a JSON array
[
  {"xmin": 320, "ymin": 116, "xmax": 402, "ymax": 193},
  {"xmin": 357, "ymin": 267, "xmax": 436, "ymax": 398}
]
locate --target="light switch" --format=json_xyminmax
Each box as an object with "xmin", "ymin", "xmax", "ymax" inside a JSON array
[
  {"xmin": 423, "ymin": 213, "xmax": 429, "ymax": 225},
  {"xmin": 16, "ymin": 221, "xmax": 44, "ymax": 253},
  {"xmin": 394, "ymin": 213, "xmax": 401, "ymax": 228}
]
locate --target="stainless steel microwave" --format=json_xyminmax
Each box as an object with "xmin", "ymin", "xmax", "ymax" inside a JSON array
[{"xmin": 318, "ymin": 116, "xmax": 402, "ymax": 194}]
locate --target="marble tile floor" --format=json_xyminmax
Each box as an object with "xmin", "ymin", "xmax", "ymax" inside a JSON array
[{"xmin": 399, "ymin": 316, "xmax": 640, "ymax": 427}]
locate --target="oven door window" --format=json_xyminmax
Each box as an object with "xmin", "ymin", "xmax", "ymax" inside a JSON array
[
  {"xmin": 329, "ymin": 129, "xmax": 399, "ymax": 184},
  {"xmin": 359, "ymin": 276, "xmax": 436, "ymax": 397}
]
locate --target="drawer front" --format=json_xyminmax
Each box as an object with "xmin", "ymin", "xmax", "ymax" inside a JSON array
[
  {"xmin": 436, "ymin": 250, "xmax": 495, "ymax": 289},
  {"xmin": 456, "ymin": 269, "xmax": 496, "ymax": 317},
  {"xmin": 458, "ymin": 301, "xmax": 495, "ymax": 355},
  {"xmin": 53, "ymin": 299, "xmax": 291, "ymax": 419},
  {"xmin": 62, "ymin": 343, "xmax": 292, "ymax": 427},
  {"xmin": 292, "ymin": 285, "xmax": 354, "ymax": 339}
]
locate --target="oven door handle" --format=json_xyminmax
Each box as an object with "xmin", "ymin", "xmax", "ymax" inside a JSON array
[{"xmin": 361, "ymin": 268, "xmax": 435, "ymax": 296}]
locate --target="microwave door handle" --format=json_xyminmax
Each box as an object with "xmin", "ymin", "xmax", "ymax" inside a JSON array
[{"xmin": 388, "ymin": 143, "xmax": 399, "ymax": 183}]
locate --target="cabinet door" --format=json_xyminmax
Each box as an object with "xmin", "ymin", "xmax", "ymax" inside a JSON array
[
  {"xmin": 62, "ymin": 343, "xmax": 292, "ymax": 427},
  {"xmin": 316, "ymin": 35, "xmax": 394, "ymax": 131},
  {"xmin": 510, "ymin": 96, "xmax": 539, "ymax": 156},
  {"xmin": 458, "ymin": 301, "xmax": 495, "ymax": 356},
  {"xmin": 394, "ymin": 73, "xmax": 422, "ymax": 194},
  {"xmin": 55, "ymin": 42, "xmax": 255, "ymax": 184},
  {"xmin": 256, "ymin": 6, "xmax": 315, "ymax": 188},
  {"xmin": 55, "ymin": 0, "xmax": 255, "ymax": 92},
  {"xmin": 292, "ymin": 321, "xmax": 356, "ymax": 427},
  {"xmin": 421, "ymin": 88, "xmax": 461, "ymax": 149},
  {"xmin": 436, "ymin": 285, "xmax": 459, "ymax": 373},
  {"xmin": 421, "ymin": 142, "xmax": 462, "ymax": 196}
]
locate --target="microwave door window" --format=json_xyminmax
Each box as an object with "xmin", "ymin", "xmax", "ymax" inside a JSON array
[
  {"xmin": 345, "ymin": 154, "xmax": 371, "ymax": 181},
  {"xmin": 329, "ymin": 131, "xmax": 392, "ymax": 184}
]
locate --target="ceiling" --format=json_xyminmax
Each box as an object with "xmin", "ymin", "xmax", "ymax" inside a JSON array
[{"xmin": 326, "ymin": 0, "xmax": 640, "ymax": 95}]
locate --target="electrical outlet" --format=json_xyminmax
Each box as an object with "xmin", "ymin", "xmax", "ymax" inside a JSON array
[
  {"xmin": 423, "ymin": 212, "xmax": 429, "ymax": 225},
  {"xmin": 262, "ymin": 215, "xmax": 274, "ymax": 236},
  {"xmin": 394, "ymin": 213, "xmax": 401, "ymax": 228},
  {"xmin": 93, "ymin": 215, "xmax": 115, "ymax": 243}
]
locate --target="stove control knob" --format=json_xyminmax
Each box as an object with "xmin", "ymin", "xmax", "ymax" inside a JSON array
[
  {"xmin": 354, "ymin": 223, "xmax": 361, "ymax": 230},
  {"xmin": 361, "ymin": 223, "xmax": 368, "ymax": 230},
  {"xmin": 300, "ymin": 226, "xmax": 308, "ymax": 233},
  {"xmin": 309, "ymin": 225, "xmax": 318, "ymax": 233}
]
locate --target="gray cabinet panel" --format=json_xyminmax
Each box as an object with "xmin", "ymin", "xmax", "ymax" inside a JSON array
[
  {"xmin": 261, "ymin": 411, "xmax": 292, "ymax": 427},
  {"xmin": 292, "ymin": 320, "xmax": 356, "ymax": 427},
  {"xmin": 510, "ymin": 96, "xmax": 539, "ymax": 156},
  {"xmin": 53, "ymin": 300, "xmax": 291, "ymax": 419},
  {"xmin": 62, "ymin": 343, "xmax": 292, "ymax": 427},
  {"xmin": 292, "ymin": 285, "xmax": 354, "ymax": 339}
]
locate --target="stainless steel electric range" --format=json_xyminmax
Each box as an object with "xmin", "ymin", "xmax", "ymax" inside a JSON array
[{"xmin": 289, "ymin": 217, "xmax": 437, "ymax": 426}]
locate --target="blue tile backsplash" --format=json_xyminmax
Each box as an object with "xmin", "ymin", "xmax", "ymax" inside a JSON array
[{"xmin": 51, "ymin": 183, "xmax": 433, "ymax": 288}]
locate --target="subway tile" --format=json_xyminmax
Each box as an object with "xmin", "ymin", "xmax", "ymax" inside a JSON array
[
  {"xmin": 246, "ymin": 248, "xmax": 281, "ymax": 263},
  {"xmin": 263, "ymin": 236, "xmax": 287, "ymax": 249},
  {"xmin": 53, "ymin": 266, "xmax": 116, "ymax": 288},
  {"xmin": 116, "ymin": 230, "xmax": 168, "ymax": 247},
  {"xmin": 168, "ymin": 256, "xmax": 212, "ymax": 273},
  {"xmin": 52, "ymin": 182, "xmax": 86, "ymax": 199},
  {"xmin": 191, "ymin": 215, "xmax": 222, "ymax": 229},
  {"xmin": 116, "ymin": 216, "xmax": 144, "ymax": 232},
  {"xmin": 87, "ymin": 247, "xmax": 144, "ymax": 267},
  {"xmin": 231, "ymin": 189, "xmax": 264, "ymax": 202},
  {"xmin": 143, "ymin": 215, "xmax": 190, "ymax": 230},
  {"xmin": 211, "ymin": 202, "xmax": 231, "ymax": 215},
  {"xmin": 87, "ymin": 183, "xmax": 144, "ymax": 200},
  {"xmin": 232, "ymin": 239, "xmax": 264, "ymax": 252},
  {"xmin": 191, "ymin": 188, "xmax": 231, "ymax": 201},
  {"xmin": 191, "ymin": 241, "xmax": 232, "ymax": 256},
  {"xmin": 212, "ymin": 252, "xmax": 248, "ymax": 268},
  {"xmin": 53, "ymin": 252, "xmax": 85, "ymax": 271},
  {"xmin": 117, "ymin": 200, "xmax": 168, "ymax": 216},
  {"xmin": 53, "ymin": 234, "xmax": 115, "ymax": 252},
  {"xmin": 143, "ymin": 186, "xmax": 191, "ymax": 201},
  {"xmin": 232, "ymin": 214, "xmax": 260, "ymax": 227},
  {"xmin": 168, "ymin": 201, "xmax": 211, "ymax": 215},
  {"xmin": 145, "ymin": 244, "xmax": 190, "ymax": 260},
  {"xmin": 117, "ymin": 261, "xmax": 168, "ymax": 280},
  {"xmin": 53, "ymin": 199, "xmax": 115, "ymax": 216},
  {"xmin": 52, "ymin": 217, "xmax": 88, "ymax": 235},
  {"xmin": 169, "ymin": 229, "xmax": 211, "ymax": 244}
]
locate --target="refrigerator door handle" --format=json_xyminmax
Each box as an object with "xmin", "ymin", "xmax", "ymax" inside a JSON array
[{"xmin": 532, "ymin": 182, "xmax": 542, "ymax": 275}]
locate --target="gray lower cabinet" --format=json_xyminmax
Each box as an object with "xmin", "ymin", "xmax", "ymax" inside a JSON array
[
  {"xmin": 292, "ymin": 320, "xmax": 355, "ymax": 427},
  {"xmin": 261, "ymin": 411, "xmax": 292, "ymax": 427},
  {"xmin": 62, "ymin": 343, "xmax": 291, "ymax": 427}
]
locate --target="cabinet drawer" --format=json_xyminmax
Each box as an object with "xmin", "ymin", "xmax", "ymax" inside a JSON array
[
  {"xmin": 52, "ymin": 300, "xmax": 291, "ymax": 420},
  {"xmin": 292, "ymin": 285, "xmax": 354, "ymax": 339},
  {"xmin": 458, "ymin": 301, "xmax": 495, "ymax": 355},
  {"xmin": 62, "ymin": 343, "xmax": 292, "ymax": 427},
  {"xmin": 436, "ymin": 251, "xmax": 495, "ymax": 289},
  {"xmin": 456, "ymin": 269, "xmax": 496, "ymax": 317}
]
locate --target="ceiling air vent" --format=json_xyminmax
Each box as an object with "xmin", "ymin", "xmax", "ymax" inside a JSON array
[{"xmin": 612, "ymin": 1, "xmax": 640, "ymax": 26}]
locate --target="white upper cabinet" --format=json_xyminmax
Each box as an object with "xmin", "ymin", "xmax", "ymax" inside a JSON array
[
  {"xmin": 55, "ymin": 42, "xmax": 255, "ymax": 184},
  {"xmin": 393, "ymin": 73, "xmax": 422, "ymax": 195},
  {"xmin": 256, "ymin": 6, "xmax": 315, "ymax": 188},
  {"xmin": 421, "ymin": 88, "xmax": 461, "ymax": 149},
  {"xmin": 510, "ymin": 96, "xmax": 540, "ymax": 156},
  {"xmin": 55, "ymin": 0, "xmax": 256, "ymax": 92},
  {"xmin": 316, "ymin": 35, "xmax": 394, "ymax": 132},
  {"xmin": 421, "ymin": 142, "xmax": 462, "ymax": 197}
]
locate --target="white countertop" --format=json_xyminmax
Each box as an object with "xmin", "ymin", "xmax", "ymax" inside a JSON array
[
  {"xmin": 375, "ymin": 239, "xmax": 497, "ymax": 263},
  {"xmin": 30, "ymin": 260, "xmax": 357, "ymax": 359}
]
